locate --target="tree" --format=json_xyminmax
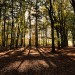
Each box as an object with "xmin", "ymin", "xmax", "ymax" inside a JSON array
[
  {"xmin": 45, "ymin": 0, "xmax": 55, "ymax": 52},
  {"xmin": 70, "ymin": 0, "xmax": 75, "ymax": 12}
]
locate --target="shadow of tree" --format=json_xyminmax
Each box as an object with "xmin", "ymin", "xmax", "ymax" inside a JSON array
[{"xmin": 0, "ymin": 47, "xmax": 75, "ymax": 75}]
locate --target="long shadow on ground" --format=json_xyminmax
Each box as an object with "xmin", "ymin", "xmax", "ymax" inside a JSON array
[{"xmin": 0, "ymin": 47, "xmax": 75, "ymax": 75}]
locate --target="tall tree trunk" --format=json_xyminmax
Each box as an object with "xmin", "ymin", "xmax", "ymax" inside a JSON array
[
  {"xmin": 35, "ymin": 0, "xmax": 38, "ymax": 48},
  {"xmin": 2, "ymin": 6, "xmax": 6, "ymax": 47},
  {"xmin": 46, "ymin": 25, "xmax": 47, "ymax": 46},
  {"xmin": 29, "ymin": 7, "xmax": 31, "ymax": 49},
  {"xmin": 63, "ymin": 19, "xmax": 68, "ymax": 47},
  {"xmin": 0, "ymin": 8, "xmax": 1, "ymax": 47},
  {"xmin": 6, "ymin": 21, "xmax": 9, "ymax": 48},
  {"xmin": 43, "ymin": 23, "xmax": 44, "ymax": 46},
  {"xmin": 49, "ymin": 0, "xmax": 55, "ymax": 52},
  {"xmin": 16, "ymin": 24, "xmax": 20, "ymax": 48},
  {"xmin": 11, "ymin": 0, "xmax": 14, "ymax": 48},
  {"xmin": 72, "ymin": 30, "xmax": 75, "ymax": 47},
  {"xmin": 71, "ymin": 0, "xmax": 75, "ymax": 46},
  {"xmin": 24, "ymin": 18, "xmax": 26, "ymax": 47},
  {"xmin": 56, "ymin": 29, "xmax": 60, "ymax": 50},
  {"xmin": 21, "ymin": 31, "xmax": 23, "ymax": 47}
]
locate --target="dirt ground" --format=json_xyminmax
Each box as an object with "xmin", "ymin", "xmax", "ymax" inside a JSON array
[{"xmin": 0, "ymin": 47, "xmax": 75, "ymax": 75}]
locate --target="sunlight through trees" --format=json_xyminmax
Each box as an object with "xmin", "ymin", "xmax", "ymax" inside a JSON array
[{"xmin": 0, "ymin": 0, "xmax": 75, "ymax": 52}]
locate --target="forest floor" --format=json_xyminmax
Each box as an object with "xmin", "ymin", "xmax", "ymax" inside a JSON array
[{"xmin": 0, "ymin": 47, "xmax": 75, "ymax": 75}]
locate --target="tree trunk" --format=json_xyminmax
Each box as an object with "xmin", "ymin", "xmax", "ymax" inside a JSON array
[
  {"xmin": 11, "ymin": 0, "xmax": 14, "ymax": 48},
  {"xmin": 35, "ymin": 0, "xmax": 38, "ymax": 48},
  {"xmin": 49, "ymin": 0, "xmax": 55, "ymax": 52},
  {"xmin": 2, "ymin": 6, "xmax": 6, "ymax": 47},
  {"xmin": 56, "ymin": 29, "xmax": 60, "ymax": 50},
  {"xmin": 29, "ymin": 7, "xmax": 31, "ymax": 49}
]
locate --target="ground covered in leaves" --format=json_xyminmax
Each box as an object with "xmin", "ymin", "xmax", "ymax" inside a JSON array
[{"xmin": 0, "ymin": 47, "xmax": 75, "ymax": 75}]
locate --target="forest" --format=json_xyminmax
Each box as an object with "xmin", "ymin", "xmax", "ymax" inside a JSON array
[{"xmin": 0, "ymin": 0, "xmax": 75, "ymax": 75}]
